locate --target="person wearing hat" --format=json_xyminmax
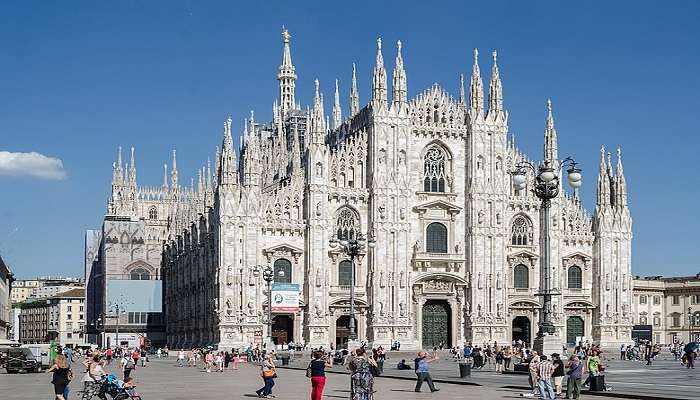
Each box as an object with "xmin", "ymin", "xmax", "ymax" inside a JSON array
[{"xmin": 551, "ymin": 353, "xmax": 565, "ymax": 397}]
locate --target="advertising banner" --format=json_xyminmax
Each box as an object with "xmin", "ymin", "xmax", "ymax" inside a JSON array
[
  {"xmin": 271, "ymin": 283, "xmax": 300, "ymax": 312},
  {"xmin": 107, "ymin": 280, "xmax": 162, "ymax": 312}
]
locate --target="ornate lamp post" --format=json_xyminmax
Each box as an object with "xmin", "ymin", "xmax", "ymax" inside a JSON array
[
  {"xmin": 512, "ymin": 157, "xmax": 582, "ymax": 351},
  {"xmin": 329, "ymin": 232, "xmax": 375, "ymax": 343},
  {"xmin": 262, "ymin": 265, "xmax": 275, "ymax": 348}
]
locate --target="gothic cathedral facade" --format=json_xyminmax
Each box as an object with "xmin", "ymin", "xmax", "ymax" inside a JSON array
[{"xmin": 103, "ymin": 31, "xmax": 634, "ymax": 351}]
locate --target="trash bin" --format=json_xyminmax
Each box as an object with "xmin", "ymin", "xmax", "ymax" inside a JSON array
[
  {"xmin": 459, "ymin": 362, "xmax": 471, "ymax": 378},
  {"xmin": 280, "ymin": 356, "xmax": 290, "ymax": 366}
]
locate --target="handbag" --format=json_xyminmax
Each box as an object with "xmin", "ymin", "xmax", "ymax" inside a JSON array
[
  {"xmin": 262, "ymin": 369, "xmax": 274, "ymax": 378},
  {"xmin": 306, "ymin": 362, "xmax": 313, "ymax": 378},
  {"xmin": 369, "ymin": 363, "xmax": 380, "ymax": 377}
]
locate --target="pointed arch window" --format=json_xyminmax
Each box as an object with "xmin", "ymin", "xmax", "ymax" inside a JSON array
[
  {"xmin": 273, "ymin": 258, "xmax": 292, "ymax": 283},
  {"xmin": 511, "ymin": 215, "xmax": 533, "ymax": 246},
  {"xmin": 336, "ymin": 208, "xmax": 360, "ymax": 240},
  {"xmin": 148, "ymin": 207, "xmax": 158, "ymax": 220},
  {"xmin": 514, "ymin": 265, "xmax": 529, "ymax": 289},
  {"xmin": 426, "ymin": 222, "xmax": 448, "ymax": 253},
  {"xmin": 568, "ymin": 266, "xmax": 583, "ymax": 289},
  {"xmin": 423, "ymin": 145, "xmax": 448, "ymax": 192},
  {"xmin": 338, "ymin": 260, "xmax": 354, "ymax": 286}
]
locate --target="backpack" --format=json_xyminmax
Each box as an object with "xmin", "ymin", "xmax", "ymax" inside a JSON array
[{"xmin": 125, "ymin": 359, "xmax": 135, "ymax": 370}]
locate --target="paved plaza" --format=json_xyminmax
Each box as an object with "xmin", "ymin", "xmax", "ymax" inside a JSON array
[{"xmin": 1, "ymin": 351, "xmax": 697, "ymax": 400}]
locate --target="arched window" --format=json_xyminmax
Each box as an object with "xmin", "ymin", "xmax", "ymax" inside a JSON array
[
  {"xmin": 639, "ymin": 315, "xmax": 648, "ymax": 325},
  {"xmin": 336, "ymin": 208, "xmax": 360, "ymax": 240},
  {"xmin": 423, "ymin": 145, "xmax": 448, "ymax": 192},
  {"xmin": 511, "ymin": 215, "xmax": 532, "ymax": 246},
  {"xmin": 568, "ymin": 266, "xmax": 582, "ymax": 289},
  {"xmin": 273, "ymin": 258, "xmax": 292, "ymax": 283},
  {"xmin": 338, "ymin": 260, "xmax": 354, "ymax": 286},
  {"xmin": 148, "ymin": 207, "xmax": 158, "ymax": 220},
  {"xmin": 514, "ymin": 265, "xmax": 529, "ymax": 289},
  {"xmin": 426, "ymin": 222, "xmax": 448, "ymax": 253},
  {"xmin": 130, "ymin": 268, "xmax": 150, "ymax": 280}
]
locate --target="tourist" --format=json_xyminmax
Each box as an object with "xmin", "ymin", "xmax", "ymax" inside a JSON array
[
  {"xmin": 205, "ymin": 351, "xmax": 214, "ymax": 373},
  {"xmin": 583, "ymin": 350, "xmax": 600, "ymax": 388},
  {"xmin": 397, "ymin": 359, "xmax": 412, "ymax": 370},
  {"xmin": 216, "ymin": 351, "xmax": 225, "ymax": 372},
  {"xmin": 81, "ymin": 355, "xmax": 107, "ymax": 400},
  {"xmin": 177, "ymin": 350, "xmax": 185, "ymax": 367},
  {"xmin": 256, "ymin": 354, "xmax": 277, "ymax": 398},
  {"xmin": 504, "ymin": 346, "xmax": 513, "ymax": 371},
  {"xmin": 131, "ymin": 348, "xmax": 140, "ymax": 368},
  {"xmin": 684, "ymin": 342, "xmax": 696, "ymax": 369},
  {"xmin": 564, "ymin": 355, "xmax": 583, "ymax": 399},
  {"xmin": 307, "ymin": 350, "xmax": 332, "ymax": 400},
  {"xmin": 47, "ymin": 354, "xmax": 72, "ymax": 400},
  {"xmin": 523, "ymin": 351, "xmax": 540, "ymax": 398},
  {"xmin": 348, "ymin": 348, "xmax": 376, "ymax": 400},
  {"xmin": 535, "ymin": 355, "xmax": 555, "ymax": 400},
  {"xmin": 104, "ymin": 348, "xmax": 113, "ymax": 366},
  {"xmin": 121, "ymin": 353, "xmax": 135, "ymax": 380},
  {"xmin": 495, "ymin": 346, "xmax": 504, "ymax": 372},
  {"xmin": 140, "ymin": 348, "xmax": 147, "ymax": 367},
  {"xmin": 551, "ymin": 353, "xmax": 565, "ymax": 397},
  {"xmin": 619, "ymin": 344, "xmax": 625, "ymax": 361},
  {"xmin": 413, "ymin": 351, "xmax": 440, "ymax": 393},
  {"xmin": 233, "ymin": 350, "xmax": 241, "ymax": 370}
]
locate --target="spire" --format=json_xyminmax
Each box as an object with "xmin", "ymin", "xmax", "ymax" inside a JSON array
[
  {"xmin": 163, "ymin": 163, "xmax": 168, "ymax": 188},
  {"xmin": 197, "ymin": 168, "xmax": 204, "ymax": 193},
  {"xmin": 487, "ymin": 50, "xmax": 503, "ymax": 116},
  {"xmin": 392, "ymin": 40, "xmax": 407, "ymax": 109},
  {"xmin": 128, "ymin": 146, "xmax": 137, "ymax": 185},
  {"xmin": 350, "ymin": 63, "xmax": 360, "ymax": 116},
  {"xmin": 171, "ymin": 149, "xmax": 178, "ymax": 188},
  {"xmin": 332, "ymin": 79, "xmax": 342, "ymax": 129},
  {"xmin": 543, "ymin": 99, "xmax": 558, "ymax": 161},
  {"xmin": 220, "ymin": 117, "xmax": 238, "ymax": 187},
  {"xmin": 112, "ymin": 146, "xmax": 124, "ymax": 185},
  {"xmin": 277, "ymin": 26, "xmax": 297, "ymax": 116},
  {"xmin": 372, "ymin": 38, "xmax": 387, "ymax": 108},
  {"xmin": 469, "ymin": 48, "xmax": 484, "ymax": 116},
  {"xmin": 459, "ymin": 73, "xmax": 466, "ymax": 105},
  {"xmin": 615, "ymin": 147, "xmax": 628, "ymax": 207},
  {"xmin": 596, "ymin": 145, "xmax": 611, "ymax": 207},
  {"xmin": 206, "ymin": 158, "xmax": 212, "ymax": 190},
  {"xmin": 310, "ymin": 79, "xmax": 326, "ymax": 144}
]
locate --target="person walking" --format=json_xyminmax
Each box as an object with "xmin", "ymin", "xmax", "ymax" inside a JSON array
[
  {"xmin": 177, "ymin": 350, "xmax": 185, "ymax": 367},
  {"xmin": 551, "ymin": 353, "xmax": 565, "ymax": 398},
  {"xmin": 121, "ymin": 354, "xmax": 135, "ymax": 380},
  {"xmin": 504, "ymin": 346, "xmax": 513, "ymax": 371},
  {"xmin": 348, "ymin": 348, "xmax": 376, "ymax": 400},
  {"xmin": 535, "ymin": 355, "xmax": 555, "ymax": 400},
  {"xmin": 413, "ymin": 351, "xmax": 440, "ymax": 393},
  {"xmin": 104, "ymin": 348, "xmax": 113, "ymax": 366},
  {"xmin": 307, "ymin": 350, "xmax": 332, "ymax": 400},
  {"xmin": 205, "ymin": 351, "xmax": 214, "ymax": 373},
  {"xmin": 495, "ymin": 347, "xmax": 504, "ymax": 373},
  {"xmin": 81, "ymin": 355, "xmax": 107, "ymax": 400},
  {"xmin": 47, "ymin": 354, "xmax": 72, "ymax": 400},
  {"xmin": 256, "ymin": 354, "xmax": 277, "ymax": 398},
  {"xmin": 564, "ymin": 355, "xmax": 583, "ymax": 399},
  {"xmin": 140, "ymin": 349, "xmax": 147, "ymax": 367}
]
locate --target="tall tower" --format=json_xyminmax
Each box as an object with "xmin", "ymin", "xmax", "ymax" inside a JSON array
[
  {"xmin": 278, "ymin": 28, "xmax": 297, "ymax": 117},
  {"xmin": 592, "ymin": 146, "xmax": 633, "ymax": 348},
  {"xmin": 465, "ymin": 48, "xmax": 510, "ymax": 344}
]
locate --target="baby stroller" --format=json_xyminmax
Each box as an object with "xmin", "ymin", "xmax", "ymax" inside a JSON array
[{"xmin": 101, "ymin": 374, "xmax": 143, "ymax": 400}]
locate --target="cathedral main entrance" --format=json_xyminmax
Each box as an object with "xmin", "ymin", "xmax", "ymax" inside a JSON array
[
  {"xmin": 512, "ymin": 316, "xmax": 531, "ymax": 345},
  {"xmin": 271, "ymin": 315, "xmax": 293, "ymax": 345},
  {"xmin": 422, "ymin": 300, "xmax": 451, "ymax": 348},
  {"xmin": 335, "ymin": 315, "xmax": 357, "ymax": 348}
]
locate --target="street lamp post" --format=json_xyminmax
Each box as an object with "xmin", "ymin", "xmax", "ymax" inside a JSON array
[
  {"xmin": 329, "ymin": 232, "xmax": 376, "ymax": 345},
  {"xmin": 512, "ymin": 157, "xmax": 582, "ymax": 352},
  {"xmin": 261, "ymin": 265, "xmax": 275, "ymax": 349},
  {"xmin": 687, "ymin": 307, "xmax": 699, "ymax": 342},
  {"xmin": 108, "ymin": 295, "xmax": 133, "ymax": 349}
]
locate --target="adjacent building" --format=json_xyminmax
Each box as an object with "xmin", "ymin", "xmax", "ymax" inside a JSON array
[
  {"xmin": 18, "ymin": 288, "xmax": 87, "ymax": 348},
  {"xmin": 95, "ymin": 31, "xmax": 635, "ymax": 351},
  {"xmin": 0, "ymin": 256, "xmax": 14, "ymax": 339},
  {"xmin": 11, "ymin": 277, "xmax": 83, "ymax": 303},
  {"xmin": 633, "ymin": 274, "xmax": 700, "ymax": 344}
]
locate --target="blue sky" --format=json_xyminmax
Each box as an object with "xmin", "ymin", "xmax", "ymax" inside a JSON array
[{"xmin": 1, "ymin": 1, "xmax": 698, "ymax": 278}]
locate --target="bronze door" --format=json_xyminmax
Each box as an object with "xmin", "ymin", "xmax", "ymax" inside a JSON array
[{"xmin": 422, "ymin": 300, "xmax": 451, "ymax": 348}]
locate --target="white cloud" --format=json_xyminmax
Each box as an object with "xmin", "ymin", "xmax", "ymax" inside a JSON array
[{"xmin": 0, "ymin": 151, "xmax": 67, "ymax": 180}]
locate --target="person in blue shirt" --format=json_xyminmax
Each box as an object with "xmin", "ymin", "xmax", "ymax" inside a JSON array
[{"xmin": 414, "ymin": 351, "xmax": 440, "ymax": 393}]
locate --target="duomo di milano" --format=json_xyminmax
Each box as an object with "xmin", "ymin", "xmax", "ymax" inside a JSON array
[{"xmin": 103, "ymin": 30, "xmax": 633, "ymax": 351}]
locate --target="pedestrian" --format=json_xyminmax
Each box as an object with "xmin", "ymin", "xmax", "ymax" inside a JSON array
[
  {"xmin": 256, "ymin": 354, "xmax": 277, "ymax": 398},
  {"xmin": 177, "ymin": 350, "xmax": 185, "ymax": 367},
  {"xmin": 619, "ymin": 344, "xmax": 625, "ymax": 361},
  {"xmin": 504, "ymin": 346, "xmax": 513, "ymax": 371},
  {"xmin": 205, "ymin": 351, "xmax": 214, "ymax": 373},
  {"xmin": 307, "ymin": 350, "xmax": 333, "ymax": 400},
  {"xmin": 525, "ymin": 351, "xmax": 540, "ymax": 397},
  {"xmin": 233, "ymin": 351, "xmax": 240, "ymax": 370},
  {"xmin": 564, "ymin": 355, "xmax": 583, "ymax": 399},
  {"xmin": 47, "ymin": 354, "xmax": 72, "ymax": 400},
  {"xmin": 131, "ymin": 349, "xmax": 140, "ymax": 368},
  {"xmin": 495, "ymin": 347, "xmax": 504, "ymax": 373},
  {"xmin": 413, "ymin": 351, "xmax": 440, "ymax": 393},
  {"xmin": 121, "ymin": 353, "xmax": 135, "ymax": 380},
  {"xmin": 140, "ymin": 349, "xmax": 147, "ymax": 367},
  {"xmin": 104, "ymin": 348, "xmax": 113, "ymax": 366},
  {"xmin": 685, "ymin": 344, "xmax": 696, "ymax": 369},
  {"xmin": 216, "ymin": 352, "xmax": 224, "ymax": 372},
  {"xmin": 535, "ymin": 355, "xmax": 555, "ymax": 400},
  {"xmin": 348, "ymin": 348, "xmax": 376, "ymax": 400},
  {"xmin": 583, "ymin": 350, "xmax": 600, "ymax": 388},
  {"xmin": 81, "ymin": 355, "xmax": 107, "ymax": 400},
  {"xmin": 551, "ymin": 353, "xmax": 565, "ymax": 397}
]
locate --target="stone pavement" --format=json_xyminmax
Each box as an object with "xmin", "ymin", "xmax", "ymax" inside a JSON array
[{"xmin": 0, "ymin": 355, "xmax": 631, "ymax": 400}]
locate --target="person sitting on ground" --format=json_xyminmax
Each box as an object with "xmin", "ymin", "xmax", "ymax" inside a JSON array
[{"xmin": 397, "ymin": 359, "xmax": 412, "ymax": 370}]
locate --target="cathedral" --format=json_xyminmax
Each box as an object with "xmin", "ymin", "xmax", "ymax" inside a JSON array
[{"xmin": 102, "ymin": 30, "xmax": 634, "ymax": 351}]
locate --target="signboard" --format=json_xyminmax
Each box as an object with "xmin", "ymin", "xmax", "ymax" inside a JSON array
[
  {"xmin": 254, "ymin": 329, "xmax": 263, "ymax": 345},
  {"xmin": 271, "ymin": 283, "xmax": 300, "ymax": 312}
]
